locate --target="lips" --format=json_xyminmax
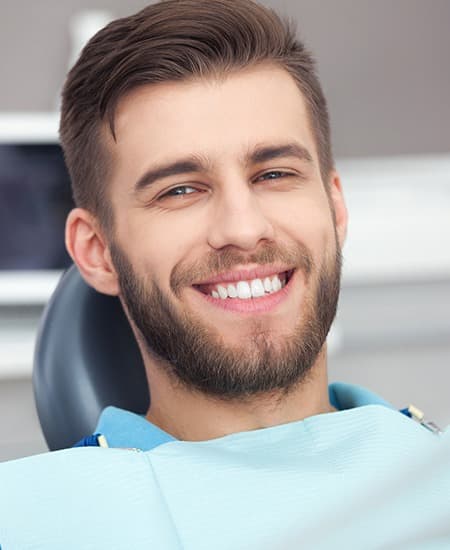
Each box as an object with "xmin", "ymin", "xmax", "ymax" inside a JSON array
[
  {"xmin": 193, "ymin": 269, "xmax": 295, "ymax": 299},
  {"xmin": 190, "ymin": 268, "xmax": 297, "ymax": 314}
]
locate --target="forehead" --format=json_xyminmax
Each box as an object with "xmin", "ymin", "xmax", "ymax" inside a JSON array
[{"xmin": 110, "ymin": 65, "xmax": 318, "ymax": 180}]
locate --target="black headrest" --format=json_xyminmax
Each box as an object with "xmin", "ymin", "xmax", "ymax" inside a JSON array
[{"xmin": 33, "ymin": 265, "xmax": 149, "ymax": 451}]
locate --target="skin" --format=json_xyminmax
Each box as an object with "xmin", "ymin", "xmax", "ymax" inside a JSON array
[{"xmin": 66, "ymin": 64, "xmax": 348, "ymax": 441}]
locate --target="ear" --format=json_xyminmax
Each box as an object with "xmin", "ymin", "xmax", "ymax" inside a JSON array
[
  {"xmin": 328, "ymin": 171, "xmax": 348, "ymax": 248},
  {"xmin": 65, "ymin": 208, "xmax": 119, "ymax": 296}
]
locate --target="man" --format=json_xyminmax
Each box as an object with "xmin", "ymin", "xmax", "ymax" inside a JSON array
[{"xmin": 1, "ymin": 1, "xmax": 449, "ymax": 548}]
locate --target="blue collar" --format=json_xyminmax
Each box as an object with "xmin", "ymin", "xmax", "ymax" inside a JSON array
[
  {"xmin": 95, "ymin": 405, "xmax": 176, "ymax": 450},
  {"xmin": 328, "ymin": 381, "xmax": 394, "ymax": 411},
  {"xmin": 88, "ymin": 382, "xmax": 393, "ymax": 452}
]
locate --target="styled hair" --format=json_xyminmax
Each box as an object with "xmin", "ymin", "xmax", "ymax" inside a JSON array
[{"xmin": 60, "ymin": 0, "xmax": 333, "ymax": 231}]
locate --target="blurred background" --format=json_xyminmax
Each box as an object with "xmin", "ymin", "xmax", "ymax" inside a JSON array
[{"xmin": 0, "ymin": 0, "xmax": 449, "ymax": 461}]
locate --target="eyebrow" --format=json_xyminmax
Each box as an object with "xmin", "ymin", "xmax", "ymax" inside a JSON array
[
  {"xmin": 134, "ymin": 158, "xmax": 208, "ymax": 193},
  {"xmin": 246, "ymin": 142, "xmax": 313, "ymax": 166},
  {"xmin": 133, "ymin": 142, "xmax": 314, "ymax": 193}
]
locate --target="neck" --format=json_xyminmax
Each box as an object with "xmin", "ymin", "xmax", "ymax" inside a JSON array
[{"xmin": 145, "ymin": 346, "xmax": 334, "ymax": 441}]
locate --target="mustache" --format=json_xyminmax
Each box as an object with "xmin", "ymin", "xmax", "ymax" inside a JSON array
[{"xmin": 170, "ymin": 241, "xmax": 314, "ymax": 295}]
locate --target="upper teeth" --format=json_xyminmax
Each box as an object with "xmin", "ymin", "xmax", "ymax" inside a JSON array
[{"xmin": 211, "ymin": 274, "xmax": 285, "ymax": 299}]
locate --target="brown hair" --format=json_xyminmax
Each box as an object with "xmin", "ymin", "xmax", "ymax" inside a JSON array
[{"xmin": 60, "ymin": 0, "xmax": 333, "ymax": 232}]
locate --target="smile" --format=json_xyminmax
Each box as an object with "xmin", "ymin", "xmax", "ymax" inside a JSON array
[
  {"xmin": 195, "ymin": 270, "xmax": 294, "ymax": 300},
  {"xmin": 193, "ymin": 266, "xmax": 296, "ymax": 315},
  {"xmin": 193, "ymin": 266, "xmax": 295, "ymax": 314}
]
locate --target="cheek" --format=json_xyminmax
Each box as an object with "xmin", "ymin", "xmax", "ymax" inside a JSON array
[
  {"xmin": 267, "ymin": 193, "xmax": 335, "ymax": 259},
  {"xmin": 120, "ymin": 212, "xmax": 206, "ymax": 289}
]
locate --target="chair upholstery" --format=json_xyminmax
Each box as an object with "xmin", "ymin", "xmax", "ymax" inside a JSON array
[{"xmin": 33, "ymin": 265, "xmax": 149, "ymax": 451}]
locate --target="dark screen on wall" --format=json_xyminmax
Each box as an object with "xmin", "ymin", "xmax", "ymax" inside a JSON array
[{"xmin": 0, "ymin": 144, "xmax": 74, "ymax": 269}]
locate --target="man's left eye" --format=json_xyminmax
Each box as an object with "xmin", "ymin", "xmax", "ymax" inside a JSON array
[
  {"xmin": 255, "ymin": 170, "xmax": 291, "ymax": 182},
  {"xmin": 162, "ymin": 185, "xmax": 198, "ymax": 197}
]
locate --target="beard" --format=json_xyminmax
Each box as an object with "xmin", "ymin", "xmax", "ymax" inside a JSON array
[{"xmin": 110, "ymin": 237, "xmax": 342, "ymax": 400}]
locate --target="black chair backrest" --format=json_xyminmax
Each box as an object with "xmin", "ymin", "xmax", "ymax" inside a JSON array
[{"xmin": 33, "ymin": 265, "xmax": 149, "ymax": 450}]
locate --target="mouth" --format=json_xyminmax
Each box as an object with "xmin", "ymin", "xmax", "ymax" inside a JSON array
[{"xmin": 193, "ymin": 269, "xmax": 295, "ymax": 301}]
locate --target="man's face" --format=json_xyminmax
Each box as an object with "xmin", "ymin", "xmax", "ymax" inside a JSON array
[{"xmin": 106, "ymin": 65, "xmax": 345, "ymax": 398}]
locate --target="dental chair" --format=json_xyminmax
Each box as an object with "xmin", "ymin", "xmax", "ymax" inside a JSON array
[{"xmin": 33, "ymin": 265, "xmax": 149, "ymax": 451}]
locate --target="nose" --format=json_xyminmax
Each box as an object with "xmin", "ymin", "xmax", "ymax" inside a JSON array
[{"xmin": 206, "ymin": 182, "xmax": 275, "ymax": 251}]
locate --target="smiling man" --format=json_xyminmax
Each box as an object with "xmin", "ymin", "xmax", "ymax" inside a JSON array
[
  {"xmin": 1, "ymin": 1, "xmax": 449, "ymax": 549},
  {"xmin": 66, "ymin": 63, "xmax": 345, "ymax": 440}
]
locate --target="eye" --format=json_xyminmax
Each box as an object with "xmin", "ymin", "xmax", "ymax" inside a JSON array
[
  {"xmin": 159, "ymin": 185, "xmax": 199, "ymax": 199},
  {"xmin": 254, "ymin": 170, "xmax": 292, "ymax": 182}
]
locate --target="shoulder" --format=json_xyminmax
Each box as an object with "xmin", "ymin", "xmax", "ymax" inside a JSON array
[
  {"xmin": 0, "ymin": 447, "xmax": 181, "ymax": 549},
  {"xmin": 0, "ymin": 445, "xmax": 144, "ymax": 483},
  {"xmin": 0, "ymin": 447, "xmax": 150, "ymax": 515}
]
